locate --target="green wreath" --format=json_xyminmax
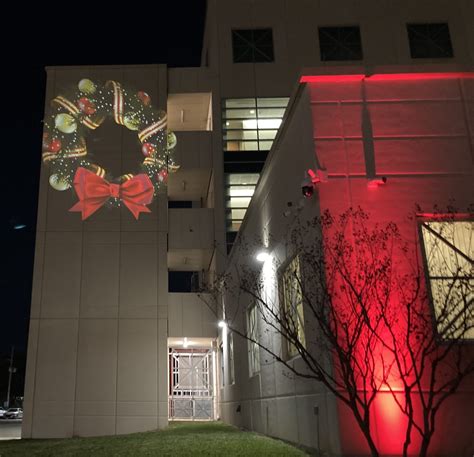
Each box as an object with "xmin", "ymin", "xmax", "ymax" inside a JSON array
[{"xmin": 42, "ymin": 78, "xmax": 178, "ymax": 219}]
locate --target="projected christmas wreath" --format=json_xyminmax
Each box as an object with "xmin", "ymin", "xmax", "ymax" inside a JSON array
[{"xmin": 42, "ymin": 78, "xmax": 179, "ymax": 220}]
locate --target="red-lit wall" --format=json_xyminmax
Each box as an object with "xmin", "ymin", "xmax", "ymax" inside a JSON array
[{"xmin": 306, "ymin": 73, "xmax": 474, "ymax": 456}]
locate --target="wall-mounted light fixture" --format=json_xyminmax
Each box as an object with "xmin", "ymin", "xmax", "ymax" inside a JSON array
[{"xmin": 256, "ymin": 251, "xmax": 270, "ymax": 262}]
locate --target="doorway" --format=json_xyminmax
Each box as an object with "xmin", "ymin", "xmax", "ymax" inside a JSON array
[{"xmin": 168, "ymin": 347, "xmax": 215, "ymax": 420}]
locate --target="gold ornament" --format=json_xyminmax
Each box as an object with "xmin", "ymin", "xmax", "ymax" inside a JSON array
[
  {"xmin": 49, "ymin": 174, "xmax": 71, "ymax": 191},
  {"xmin": 167, "ymin": 131, "xmax": 177, "ymax": 150},
  {"xmin": 78, "ymin": 78, "xmax": 96, "ymax": 95},
  {"xmin": 123, "ymin": 112, "xmax": 140, "ymax": 131},
  {"xmin": 55, "ymin": 113, "xmax": 77, "ymax": 134}
]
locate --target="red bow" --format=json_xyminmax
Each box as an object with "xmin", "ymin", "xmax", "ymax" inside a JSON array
[{"xmin": 69, "ymin": 167, "xmax": 154, "ymax": 220}]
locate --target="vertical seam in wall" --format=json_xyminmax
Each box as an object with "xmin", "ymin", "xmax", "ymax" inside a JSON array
[
  {"xmin": 157, "ymin": 65, "xmax": 162, "ymax": 428},
  {"xmin": 71, "ymin": 202, "xmax": 85, "ymax": 435},
  {"xmin": 114, "ymin": 68, "xmax": 126, "ymax": 435}
]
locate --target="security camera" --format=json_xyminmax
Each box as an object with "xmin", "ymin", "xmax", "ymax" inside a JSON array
[
  {"xmin": 301, "ymin": 176, "xmax": 314, "ymax": 198},
  {"xmin": 367, "ymin": 176, "xmax": 387, "ymax": 189}
]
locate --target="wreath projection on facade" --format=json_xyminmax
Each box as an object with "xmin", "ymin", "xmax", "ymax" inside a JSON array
[{"xmin": 42, "ymin": 78, "xmax": 179, "ymax": 220}]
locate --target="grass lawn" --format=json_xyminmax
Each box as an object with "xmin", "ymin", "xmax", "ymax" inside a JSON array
[{"xmin": 0, "ymin": 421, "xmax": 309, "ymax": 456}]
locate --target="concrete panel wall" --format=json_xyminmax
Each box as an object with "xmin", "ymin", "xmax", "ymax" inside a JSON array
[
  {"xmin": 174, "ymin": 132, "xmax": 213, "ymax": 169},
  {"xmin": 24, "ymin": 65, "xmax": 170, "ymax": 438},
  {"xmin": 218, "ymin": 86, "xmax": 342, "ymax": 456},
  {"xmin": 309, "ymin": 75, "xmax": 474, "ymax": 455},
  {"xmin": 207, "ymin": 0, "xmax": 474, "ymax": 99},
  {"xmin": 168, "ymin": 208, "xmax": 214, "ymax": 250},
  {"xmin": 168, "ymin": 293, "xmax": 217, "ymax": 338}
]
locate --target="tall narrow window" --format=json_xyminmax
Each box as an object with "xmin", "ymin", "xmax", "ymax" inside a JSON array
[
  {"xmin": 420, "ymin": 220, "xmax": 473, "ymax": 339},
  {"xmin": 247, "ymin": 304, "xmax": 260, "ymax": 376},
  {"xmin": 318, "ymin": 26, "xmax": 363, "ymax": 61},
  {"xmin": 228, "ymin": 332, "xmax": 235, "ymax": 384},
  {"xmin": 222, "ymin": 97, "xmax": 289, "ymax": 253},
  {"xmin": 280, "ymin": 256, "xmax": 306, "ymax": 357},
  {"xmin": 232, "ymin": 29, "xmax": 274, "ymax": 63},
  {"xmin": 407, "ymin": 23, "xmax": 454, "ymax": 58},
  {"xmin": 219, "ymin": 342, "xmax": 225, "ymax": 387}
]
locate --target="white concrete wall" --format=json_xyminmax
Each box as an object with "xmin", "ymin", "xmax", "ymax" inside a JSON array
[
  {"xmin": 23, "ymin": 65, "xmax": 170, "ymax": 438},
  {"xmin": 307, "ymin": 71, "xmax": 474, "ymax": 456},
  {"xmin": 218, "ymin": 86, "xmax": 342, "ymax": 454},
  {"xmin": 168, "ymin": 208, "xmax": 214, "ymax": 250},
  {"xmin": 168, "ymin": 293, "xmax": 217, "ymax": 338},
  {"xmin": 206, "ymin": 0, "xmax": 474, "ymax": 99}
]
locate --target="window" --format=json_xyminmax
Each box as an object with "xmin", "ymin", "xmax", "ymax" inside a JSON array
[
  {"xmin": 168, "ymin": 271, "xmax": 202, "ymax": 293},
  {"xmin": 222, "ymin": 97, "xmax": 289, "ymax": 253},
  {"xmin": 228, "ymin": 332, "xmax": 235, "ymax": 384},
  {"xmin": 219, "ymin": 342, "xmax": 225, "ymax": 387},
  {"xmin": 318, "ymin": 26, "xmax": 363, "ymax": 61},
  {"xmin": 420, "ymin": 220, "xmax": 473, "ymax": 339},
  {"xmin": 225, "ymin": 173, "xmax": 259, "ymax": 235},
  {"xmin": 223, "ymin": 98, "xmax": 289, "ymax": 154},
  {"xmin": 247, "ymin": 303, "xmax": 260, "ymax": 376},
  {"xmin": 280, "ymin": 256, "xmax": 306, "ymax": 357},
  {"xmin": 232, "ymin": 29, "xmax": 274, "ymax": 63},
  {"xmin": 407, "ymin": 23, "xmax": 454, "ymax": 58}
]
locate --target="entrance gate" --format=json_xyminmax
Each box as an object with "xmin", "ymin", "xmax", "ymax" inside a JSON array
[{"xmin": 169, "ymin": 348, "xmax": 214, "ymax": 420}]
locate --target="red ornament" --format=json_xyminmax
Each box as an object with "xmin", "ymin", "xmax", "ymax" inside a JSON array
[
  {"xmin": 77, "ymin": 97, "xmax": 97, "ymax": 115},
  {"xmin": 43, "ymin": 133, "xmax": 62, "ymax": 153},
  {"xmin": 158, "ymin": 169, "xmax": 168, "ymax": 183},
  {"xmin": 137, "ymin": 91, "xmax": 151, "ymax": 106},
  {"xmin": 42, "ymin": 132, "xmax": 50, "ymax": 150},
  {"xmin": 142, "ymin": 143, "xmax": 156, "ymax": 157},
  {"xmin": 49, "ymin": 138, "xmax": 62, "ymax": 153}
]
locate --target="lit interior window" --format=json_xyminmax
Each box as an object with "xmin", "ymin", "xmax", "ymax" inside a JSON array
[
  {"xmin": 223, "ymin": 98, "xmax": 289, "ymax": 253},
  {"xmin": 420, "ymin": 220, "xmax": 473, "ymax": 340}
]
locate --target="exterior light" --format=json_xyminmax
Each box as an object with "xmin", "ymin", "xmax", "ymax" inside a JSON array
[
  {"xmin": 183, "ymin": 337, "xmax": 189, "ymax": 348},
  {"xmin": 218, "ymin": 321, "xmax": 227, "ymax": 328},
  {"xmin": 256, "ymin": 251, "xmax": 270, "ymax": 262}
]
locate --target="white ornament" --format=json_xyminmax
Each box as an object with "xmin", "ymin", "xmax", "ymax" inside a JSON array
[
  {"xmin": 167, "ymin": 131, "xmax": 177, "ymax": 150},
  {"xmin": 49, "ymin": 174, "xmax": 71, "ymax": 191},
  {"xmin": 55, "ymin": 113, "xmax": 77, "ymax": 134},
  {"xmin": 123, "ymin": 112, "xmax": 140, "ymax": 131},
  {"xmin": 78, "ymin": 78, "xmax": 96, "ymax": 95}
]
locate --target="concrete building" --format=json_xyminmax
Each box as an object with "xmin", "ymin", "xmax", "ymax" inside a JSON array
[{"xmin": 24, "ymin": 0, "xmax": 473, "ymax": 455}]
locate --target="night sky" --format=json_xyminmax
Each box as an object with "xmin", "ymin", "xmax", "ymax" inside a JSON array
[{"xmin": 0, "ymin": 3, "xmax": 206, "ymax": 400}]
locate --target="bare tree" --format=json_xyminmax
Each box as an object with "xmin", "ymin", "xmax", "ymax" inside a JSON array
[{"xmin": 207, "ymin": 208, "xmax": 473, "ymax": 457}]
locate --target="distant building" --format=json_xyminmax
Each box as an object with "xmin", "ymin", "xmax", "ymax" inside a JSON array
[{"xmin": 24, "ymin": 1, "xmax": 473, "ymax": 455}]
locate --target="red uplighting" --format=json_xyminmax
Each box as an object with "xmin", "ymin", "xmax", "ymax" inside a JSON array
[
  {"xmin": 300, "ymin": 72, "xmax": 474, "ymax": 84},
  {"xmin": 416, "ymin": 212, "xmax": 473, "ymax": 220}
]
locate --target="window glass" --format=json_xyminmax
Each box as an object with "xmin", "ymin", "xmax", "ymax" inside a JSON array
[
  {"xmin": 223, "ymin": 98, "xmax": 289, "ymax": 253},
  {"xmin": 228, "ymin": 332, "xmax": 235, "ymax": 384},
  {"xmin": 407, "ymin": 23, "xmax": 454, "ymax": 58},
  {"xmin": 219, "ymin": 342, "xmax": 225, "ymax": 387},
  {"xmin": 247, "ymin": 304, "xmax": 260, "ymax": 376},
  {"xmin": 318, "ymin": 26, "xmax": 363, "ymax": 61},
  {"xmin": 225, "ymin": 99, "xmax": 256, "ymax": 109},
  {"xmin": 420, "ymin": 221, "xmax": 473, "ymax": 339},
  {"xmin": 232, "ymin": 29, "xmax": 274, "ymax": 63},
  {"xmin": 281, "ymin": 256, "xmax": 306, "ymax": 357}
]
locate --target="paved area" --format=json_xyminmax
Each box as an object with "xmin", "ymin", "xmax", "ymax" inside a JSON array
[{"xmin": 0, "ymin": 420, "xmax": 21, "ymax": 440}]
